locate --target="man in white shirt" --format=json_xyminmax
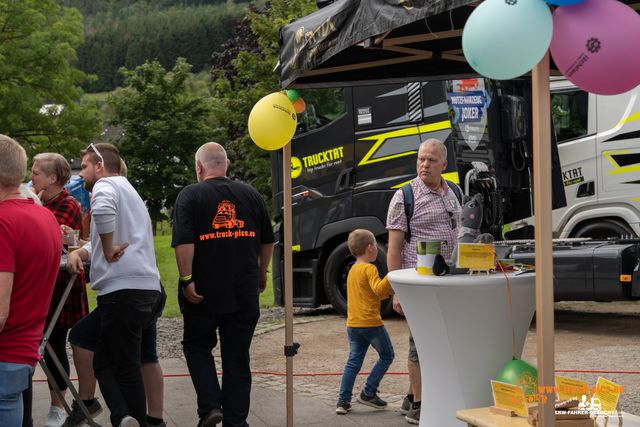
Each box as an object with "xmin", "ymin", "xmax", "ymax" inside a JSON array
[{"xmin": 67, "ymin": 143, "xmax": 163, "ymax": 427}]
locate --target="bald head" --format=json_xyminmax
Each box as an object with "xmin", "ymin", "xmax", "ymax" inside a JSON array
[{"xmin": 195, "ymin": 142, "xmax": 229, "ymax": 182}]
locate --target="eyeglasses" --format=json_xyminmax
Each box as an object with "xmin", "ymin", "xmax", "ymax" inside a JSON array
[
  {"xmin": 87, "ymin": 143, "xmax": 105, "ymax": 169},
  {"xmin": 447, "ymin": 211, "xmax": 457, "ymax": 230}
]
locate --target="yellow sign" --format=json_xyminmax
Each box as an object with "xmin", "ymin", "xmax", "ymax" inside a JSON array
[
  {"xmin": 457, "ymin": 243, "xmax": 495, "ymax": 269},
  {"xmin": 555, "ymin": 376, "xmax": 591, "ymax": 401},
  {"xmin": 491, "ymin": 380, "xmax": 528, "ymax": 416},
  {"xmin": 593, "ymin": 377, "xmax": 623, "ymax": 414}
]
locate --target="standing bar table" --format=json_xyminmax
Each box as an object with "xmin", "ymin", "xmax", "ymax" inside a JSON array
[
  {"xmin": 37, "ymin": 254, "xmax": 99, "ymax": 427},
  {"xmin": 388, "ymin": 269, "xmax": 536, "ymax": 427}
]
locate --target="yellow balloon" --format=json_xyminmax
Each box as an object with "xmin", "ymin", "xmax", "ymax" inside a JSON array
[{"xmin": 248, "ymin": 92, "xmax": 297, "ymax": 151}]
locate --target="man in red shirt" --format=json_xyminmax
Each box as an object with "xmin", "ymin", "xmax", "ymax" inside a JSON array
[{"xmin": 0, "ymin": 134, "xmax": 61, "ymax": 425}]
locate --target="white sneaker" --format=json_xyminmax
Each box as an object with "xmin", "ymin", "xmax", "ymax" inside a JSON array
[
  {"xmin": 44, "ymin": 406, "xmax": 66, "ymax": 427},
  {"xmin": 120, "ymin": 416, "xmax": 140, "ymax": 427}
]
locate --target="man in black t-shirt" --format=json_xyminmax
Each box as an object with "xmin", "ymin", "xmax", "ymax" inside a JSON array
[{"xmin": 172, "ymin": 142, "xmax": 275, "ymax": 427}]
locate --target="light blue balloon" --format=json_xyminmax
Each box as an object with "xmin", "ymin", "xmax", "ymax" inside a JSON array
[{"xmin": 462, "ymin": 0, "xmax": 553, "ymax": 80}]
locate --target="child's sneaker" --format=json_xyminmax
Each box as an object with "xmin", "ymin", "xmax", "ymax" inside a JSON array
[
  {"xmin": 335, "ymin": 401, "xmax": 352, "ymax": 414},
  {"xmin": 356, "ymin": 391, "xmax": 388, "ymax": 409}
]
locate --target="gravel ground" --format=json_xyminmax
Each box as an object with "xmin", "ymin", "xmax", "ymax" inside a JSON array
[{"xmin": 153, "ymin": 303, "xmax": 640, "ymax": 416}]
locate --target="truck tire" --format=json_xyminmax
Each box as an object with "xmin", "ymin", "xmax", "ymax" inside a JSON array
[
  {"xmin": 324, "ymin": 241, "xmax": 392, "ymax": 317},
  {"xmin": 571, "ymin": 219, "xmax": 636, "ymax": 239}
]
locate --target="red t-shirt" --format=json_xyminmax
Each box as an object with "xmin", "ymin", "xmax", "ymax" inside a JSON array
[{"xmin": 0, "ymin": 198, "xmax": 61, "ymax": 365}]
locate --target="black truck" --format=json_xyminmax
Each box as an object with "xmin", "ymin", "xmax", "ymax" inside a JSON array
[{"xmin": 269, "ymin": 78, "xmax": 640, "ymax": 316}]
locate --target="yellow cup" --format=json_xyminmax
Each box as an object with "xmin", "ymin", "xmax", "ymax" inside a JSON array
[{"xmin": 416, "ymin": 239, "xmax": 441, "ymax": 275}]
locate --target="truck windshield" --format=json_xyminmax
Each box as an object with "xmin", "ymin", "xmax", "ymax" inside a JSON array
[
  {"xmin": 551, "ymin": 89, "xmax": 588, "ymax": 143},
  {"xmin": 295, "ymin": 88, "xmax": 346, "ymax": 135}
]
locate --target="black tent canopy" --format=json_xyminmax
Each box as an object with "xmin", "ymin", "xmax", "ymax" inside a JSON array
[{"xmin": 279, "ymin": 0, "xmax": 640, "ymax": 89}]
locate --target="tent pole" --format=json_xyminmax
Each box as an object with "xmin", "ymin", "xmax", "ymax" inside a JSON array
[
  {"xmin": 532, "ymin": 52, "xmax": 555, "ymax": 427},
  {"xmin": 283, "ymin": 141, "xmax": 294, "ymax": 427}
]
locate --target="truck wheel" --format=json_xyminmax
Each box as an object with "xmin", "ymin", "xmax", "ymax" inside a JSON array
[
  {"xmin": 324, "ymin": 241, "xmax": 391, "ymax": 317},
  {"xmin": 571, "ymin": 219, "xmax": 636, "ymax": 239}
]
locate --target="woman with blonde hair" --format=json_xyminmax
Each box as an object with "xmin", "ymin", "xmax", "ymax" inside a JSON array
[{"xmin": 29, "ymin": 153, "xmax": 89, "ymax": 427}]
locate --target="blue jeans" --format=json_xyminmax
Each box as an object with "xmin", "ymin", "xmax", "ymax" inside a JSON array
[
  {"xmin": 94, "ymin": 289, "xmax": 163, "ymax": 427},
  {"xmin": 0, "ymin": 361, "xmax": 32, "ymax": 427},
  {"xmin": 338, "ymin": 325, "xmax": 395, "ymax": 403},
  {"xmin": 182, "ymin": 311, "xmax": 259, "ymax": 427}
]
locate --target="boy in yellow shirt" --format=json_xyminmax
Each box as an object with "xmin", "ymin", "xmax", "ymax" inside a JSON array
[{"xmin": 336, "ymin": 229, "xmax": 395, "ymax": 414}]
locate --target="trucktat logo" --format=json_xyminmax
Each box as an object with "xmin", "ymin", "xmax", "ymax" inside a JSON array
[
  {"xmin": 586, "ymin": 38, "xmax": 601, "ymax": 54},
  {"xmin": 563, "ymin": 167, "xmax": 584, "ymax": 186},
  {"xmin": 291, "ymin": 157, "xmax": 302, "ymax": 179}
]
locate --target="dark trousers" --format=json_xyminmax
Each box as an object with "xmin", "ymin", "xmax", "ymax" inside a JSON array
[
  {"xmin": 182, "ymin": 311, "xmax": 259, "ymax": 427},
  {"xmin": 94, "ymin": 289, "xmax": 162, "ymax": 427},
  {"xmin": 45, "ymin": 327, "xmax": 70, "ymax": 391}
]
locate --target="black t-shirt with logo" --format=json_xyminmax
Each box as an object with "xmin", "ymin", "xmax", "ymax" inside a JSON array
[{"xmin": 172, "ymin": 177, "xmax": 275, "ymax": 316}]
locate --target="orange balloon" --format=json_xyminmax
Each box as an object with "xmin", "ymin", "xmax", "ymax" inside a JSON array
[{"xmin": 293, "ymin": 98, "xmax": 306, "ymax": 114}]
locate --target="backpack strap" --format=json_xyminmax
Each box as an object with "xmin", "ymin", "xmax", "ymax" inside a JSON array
[
  {"xmin": 401, "ymin": 183, "xmax": 414, "ymax": 243},
  {"xmin": 445, "ymin": 179, "xmax": 462, "ymax": 204}
]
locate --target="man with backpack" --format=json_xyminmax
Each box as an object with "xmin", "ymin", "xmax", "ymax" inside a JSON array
[{"xmin": 386, "ymin": 138, "xmax": 462, "ymax": 424}]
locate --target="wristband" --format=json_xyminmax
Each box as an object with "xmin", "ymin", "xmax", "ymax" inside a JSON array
[
  {"xmin": 179, "ymin": 276, "xmax": 194, "ymax": 289},
  {"xmin": 260, "ymin": 269, "xmax": 270, "ymax": 274},
  {"xmin": 179, "ymin": 274, "xmax": 192, "ymax": 281}
]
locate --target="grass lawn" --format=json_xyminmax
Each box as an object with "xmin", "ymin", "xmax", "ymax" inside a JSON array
[{"xmin": 85, "ymin": 233, "xmax": 276, "ymax": 317}]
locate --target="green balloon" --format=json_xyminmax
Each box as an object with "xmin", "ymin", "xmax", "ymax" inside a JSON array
[
  {"xmin": 497, "ymin": 358, "xmax": 538, "ymax": 399},
  {"xmin": 286, "ymin": 89, "xmax": 300, "ymax": 103}
]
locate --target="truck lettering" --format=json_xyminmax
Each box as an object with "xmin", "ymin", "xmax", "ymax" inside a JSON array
[
  {"xmin": 563, "ymin": 167, "xmax": 584, "ymax": 186},
  {"xmin": 461, "ymin": 107, "xmax": 479, "ymax": 120},
  {"xmin": 566, "ymin": 54, "xmax": 589, "ymax": 78},
  {"xmin": 302, "ymin": 146, "xmax": 344, "ymax": 168}
]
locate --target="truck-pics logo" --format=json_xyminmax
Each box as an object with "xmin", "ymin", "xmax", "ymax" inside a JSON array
[
  {"xmin": 213, "ymin": 200, "xmax": 244, "ymax": 229},
  {"xmin": 199, "ymin": 200, "xmax": 255, "ymax": 241}
]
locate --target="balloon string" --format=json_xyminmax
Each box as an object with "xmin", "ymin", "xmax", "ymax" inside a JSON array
[
  {"xmin": 490, "ymin": 248, "xmax": 517, "ymax": 360},
  {"xmin": 424, "ymin": 17, "xmax": 438, "ymax": 38}
]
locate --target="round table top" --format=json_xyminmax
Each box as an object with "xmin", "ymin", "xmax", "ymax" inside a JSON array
[{"xmin": 388, "ymin": 268, "xmax": 536, "ymax": 288}]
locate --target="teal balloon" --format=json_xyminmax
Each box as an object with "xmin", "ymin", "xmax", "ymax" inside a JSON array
[
  {"xmin": 462, "ymin": 0, "xmax": 553, "ymax": 80},
  {"xmin": 286, "ymin": 89, "xmax": 300, "ymax": 103},
  {"xmin": 497, "ymin": 359, "xmax": 538, "ymax": 399}
]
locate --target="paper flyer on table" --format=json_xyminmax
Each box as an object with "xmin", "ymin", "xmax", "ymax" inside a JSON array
[{"xmin": 491, "ymin": 380, "xmax": 528, "ymax": 417}]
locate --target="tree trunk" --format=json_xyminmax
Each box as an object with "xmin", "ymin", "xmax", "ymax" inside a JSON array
[{"xmin": 152, "ymin": 219, "xmax": 157, "ymax": 236}]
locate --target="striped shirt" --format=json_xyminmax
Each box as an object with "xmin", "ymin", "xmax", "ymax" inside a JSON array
[{"xmin": 387, "ymin": 177, "xmax": 461, "ymax": 268}]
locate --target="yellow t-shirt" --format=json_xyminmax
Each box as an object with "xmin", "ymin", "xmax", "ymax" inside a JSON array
[{"xmin": 346, "ymin": 263, "xmax": 391, "ymax": 328}]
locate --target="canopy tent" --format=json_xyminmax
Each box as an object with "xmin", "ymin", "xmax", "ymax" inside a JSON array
[
  {"xmin": 277, "ymin": 1, "xmax": 640, "ymax": 426},
  {"xmin": 280, "ymin": 0, "xmax": 639, "ymax": 90}
]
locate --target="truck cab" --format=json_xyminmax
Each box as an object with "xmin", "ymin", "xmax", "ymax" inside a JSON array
[{"xmin": 271, "ymin": 78, "xmax": 569, "ymax": 315}]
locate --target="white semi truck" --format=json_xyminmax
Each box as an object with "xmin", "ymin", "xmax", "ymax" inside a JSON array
[{"xmin": 509, "ymin": 78, "xmax": 640, "ymax": 239}]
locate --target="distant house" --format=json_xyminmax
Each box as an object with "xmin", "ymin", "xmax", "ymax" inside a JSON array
[{"xmin": 70, "ymin": 124, "xmax": 124, "ymax": 173}]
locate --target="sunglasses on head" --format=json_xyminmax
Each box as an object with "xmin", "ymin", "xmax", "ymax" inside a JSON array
[{"xmin": 86, "ymin": 143, "xmax": 106, "ymax": 169}]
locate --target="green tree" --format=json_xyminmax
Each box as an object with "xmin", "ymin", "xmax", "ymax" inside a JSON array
[
  {"xmin": 210, "ymin": 0, "xmax": 317, "ymax": 203},
  {"xmin": 0, "ymin": 0, "xmax": 102, "ymax": 159},
  {"xmin": 108, "ymin": 58, "xmax": 213, "ymax": 234}
]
